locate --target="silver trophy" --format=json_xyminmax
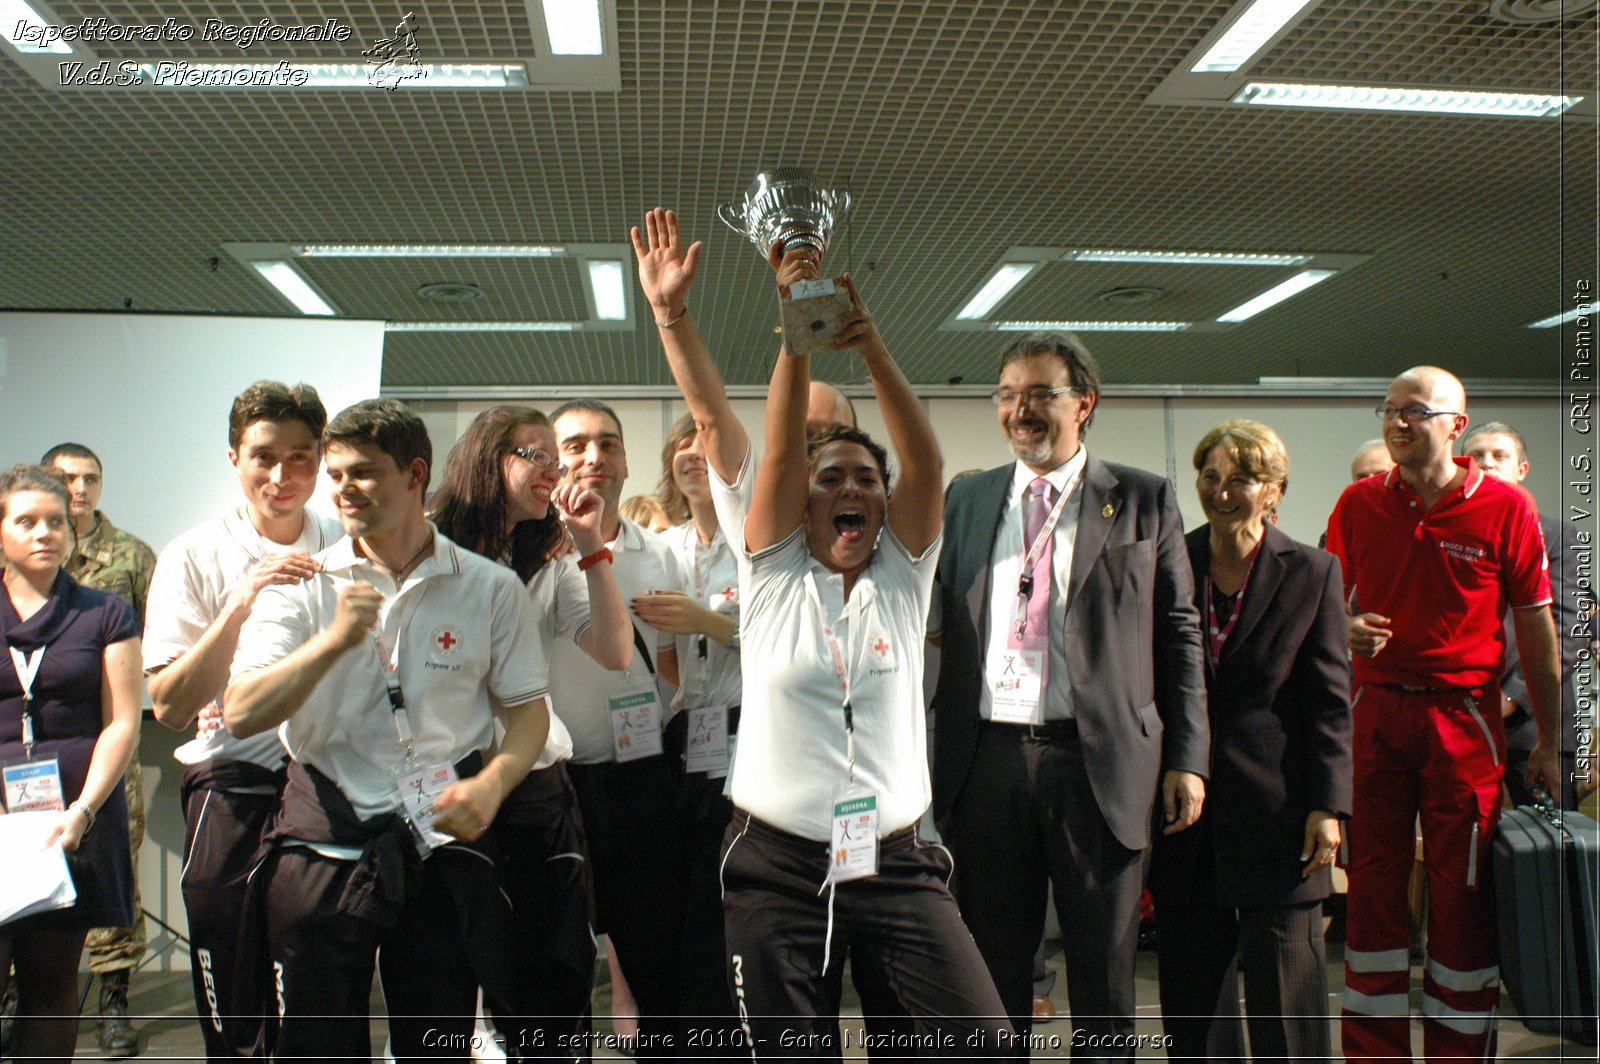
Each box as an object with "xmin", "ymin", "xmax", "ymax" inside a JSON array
[{"xmin": 717, "ymin": 168, "xmax": 851, "ymax": 262}]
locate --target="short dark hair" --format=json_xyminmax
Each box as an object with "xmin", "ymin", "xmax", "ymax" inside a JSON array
[
  {"xmin": 229, "ymin": 381, "xmax": 328, "ymax": 451},
  {"xmin": 0, "ymin": 464, "xmax": 72, "ymax": 519},
  {"xmin": 549, "ymin": 399, "xmax": 625, "ymax": 444},
  {"xmin": 807, "ymin": 424, "xmax": 892, "ymax": 494},
  {"xmin": 324, "ymin": 399, "xmax": 431, "ymax": 477},
  {"xmin": 40, "ymin": 442, "xmax": 102, "ymax": 472},
  {"xmin": 1461, "ymin": 420, "xmax": 1528, "ymax": 467},
  {"xmin": 997, "ymin": 331, "xmax": 1102, "ymax": 437}
]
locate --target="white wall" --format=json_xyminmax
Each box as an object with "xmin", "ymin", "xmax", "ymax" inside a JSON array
[{"xmin": 0, "ymin": 311, "xmax": 385, "ymax": 554}]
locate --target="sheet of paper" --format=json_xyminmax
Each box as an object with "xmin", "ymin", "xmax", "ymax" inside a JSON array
[{"xmin": 0, "ymin": 810, "xmax": 77, "ymax": 927}]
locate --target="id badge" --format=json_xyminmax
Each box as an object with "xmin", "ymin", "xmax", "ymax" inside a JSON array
[
  {"xmin": 987, "ymin": 645, "xmax": 1046, "ymax": 725},
  {"xmin": 684, "ymin": 705, "xmax": 730, "ymax": 777},
  {"xmin": 394, "ymin": 762, "xmax": 459, "ymax": 852},
  {"xmin": 609, "ymin": 689, "xmax": 664, "ymax": 763},
  {"xmin": 3, "ymin": 756, "xmax": 65, "ymax": 813},
  {"xmin": 829, "ymin": 782, "xmax": 879, "ymax": 883}
]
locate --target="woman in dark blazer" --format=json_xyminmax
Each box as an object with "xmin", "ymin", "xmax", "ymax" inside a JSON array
[{"xmin": 1149, "ymin": 419, "xmax": 1353, "ymax": 1062}]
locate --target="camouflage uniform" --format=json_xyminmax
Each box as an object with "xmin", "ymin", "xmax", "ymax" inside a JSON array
[{"xmin": 67, "ymin": 511, "xmax": 156, "ymax": 976}]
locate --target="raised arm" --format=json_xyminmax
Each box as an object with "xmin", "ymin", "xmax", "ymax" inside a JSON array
[
  {"xmin": 632, "ymin": 208, "xmax": 750, "ymax": 484},
  {"xmin": 554, "ymin": 482, "xmax": 633, "ymax": 671},
  {"xmin": 224, "ymin": 581, "xmax": 381, "ymax": 738},
  {"xmin": 745, "ymin": 324, "xmax": 811, "ymax": 555},
  {"xmin": 837, "ymin": 274, "xmax": 943, "ymax": 555},
  {"xmin": 149, "ymin": 553, "xmax": 321, "ymax": 728}
]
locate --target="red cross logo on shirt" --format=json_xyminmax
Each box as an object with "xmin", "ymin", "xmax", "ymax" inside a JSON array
[
  {"xmin": 873, "ymin": 636, "xmax": 892, "ymax": 659},
  {"xmin": 430, "ymin": 625, "xmax": 462, "ymax": 657}
]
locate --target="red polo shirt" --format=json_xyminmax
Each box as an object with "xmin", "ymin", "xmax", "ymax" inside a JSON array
[{"xmin": 1326, "ymin": 456, "xmax": 1551, "ymax": 689}]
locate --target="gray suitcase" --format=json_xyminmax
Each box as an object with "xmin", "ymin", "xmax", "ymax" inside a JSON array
[{"xmin": 1493, "ymin": 800, "xmax": 1599, "ymax": 1044}]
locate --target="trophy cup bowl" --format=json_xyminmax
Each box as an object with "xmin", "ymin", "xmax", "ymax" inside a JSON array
[{"xmin": 717, "ymin": 168, "xmax": 851, "ymax": 262}]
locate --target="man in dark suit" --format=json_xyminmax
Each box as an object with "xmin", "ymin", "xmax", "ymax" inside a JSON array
[
  {"xmin": 931, "ymin": 331, "xmax": 1209, "ymax": 1058},
  {"xmin": 1462, "ymin": 420, "xmax": 1597, "ymax": 807}
]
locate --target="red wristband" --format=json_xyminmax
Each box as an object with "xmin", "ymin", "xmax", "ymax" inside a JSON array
[{"xmin": 577, "ymin": 547, "xmax": 613, "ymax": 572}]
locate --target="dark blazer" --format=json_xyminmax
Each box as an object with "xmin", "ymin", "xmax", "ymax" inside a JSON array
[
  {"xmin": 931, "ymin": 455, "xmax": 1209, "ymax": 852},
  {"xmin": 1502, "ymin": 513, "xmax": 1594, "ymax": 759},
  {"xmin": 1150, "ymin": 523, "xmax": 1353, "ymax": 908}
]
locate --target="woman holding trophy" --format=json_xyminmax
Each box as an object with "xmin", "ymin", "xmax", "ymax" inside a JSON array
[{"xmin": 637, "ymin": 185, "xmax": 1012, "ymax": 1056}]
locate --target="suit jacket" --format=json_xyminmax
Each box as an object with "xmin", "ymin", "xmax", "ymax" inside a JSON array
[
  {"xmin": 1501, "ymin": 513, "xmax": 1594, "ymax": 757},
  {"xmin": 1149, "ymin": 523, "xmax": 1353, "ymax": 908},
  {"xmin": 931, "ymin": 454, "xmax": 1209, "ymax": 852}
]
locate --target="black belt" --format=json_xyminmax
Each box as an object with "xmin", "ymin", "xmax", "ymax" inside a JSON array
[{"xmin": 982, "ymin": 718, "xmax": 1078, "ymax": 741}]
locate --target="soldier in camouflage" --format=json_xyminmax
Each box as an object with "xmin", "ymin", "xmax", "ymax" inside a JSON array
[{"xmin": 43, "ymin": 443, "xmax": 156, "ymax": 1059}]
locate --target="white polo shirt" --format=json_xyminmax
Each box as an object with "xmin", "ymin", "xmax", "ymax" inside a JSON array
[
  {"xmin": 658, "ymin": 520, "xmax": 742, "ymax": 713},
  {"xmin": 713, "ymin": 457, "xmax": 941, "ymax": 841},
  {"xmin": 144, "ymin": 507, "xmax": 344, "ymax": 770},
  {"xmin": 524, "ymin": 556, "xmax": 587, "ymax": 770},
  {"xmin": 547, "ymin": 517, "xmax": 682, "ymax": 764},
  {"xmin": 230, "ymin": 527, "xmax": 549, "ymax": 819}
]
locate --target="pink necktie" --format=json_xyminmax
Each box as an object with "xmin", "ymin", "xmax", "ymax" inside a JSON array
[{"xmin": 1021, "ymin": 477, "xmax": 1054, "ymax": 640}]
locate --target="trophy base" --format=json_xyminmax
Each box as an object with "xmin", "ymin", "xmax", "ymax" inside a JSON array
[{"xmin": 778, "ymin": 276, "xmax": 853, "ymax": 357}]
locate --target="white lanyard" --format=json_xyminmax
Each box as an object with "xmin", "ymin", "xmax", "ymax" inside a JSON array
[
  {"xmin": 368, "ymin": 584, "xmax": 430, "ymax": 764},
  {"xmin": 802, "ymin": 569, "xmax": 863, "ymax": 781},
  {"xmin": 8, "ymin": 645, "xmax": 46, "ymax": 758}
]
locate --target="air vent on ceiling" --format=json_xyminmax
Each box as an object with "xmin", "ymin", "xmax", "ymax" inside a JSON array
[
  {"xmin": 1487, "ymin": 0, "xmax": 1598, "ymax": 22},
  {"xmin": 416, "ymin": 282, "xmax": 485, "ymax": 304}
]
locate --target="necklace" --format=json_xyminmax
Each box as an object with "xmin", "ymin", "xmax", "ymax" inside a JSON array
[{"xmin": 365, "ymin": 533, "xmax": 434, "ymax": 582}]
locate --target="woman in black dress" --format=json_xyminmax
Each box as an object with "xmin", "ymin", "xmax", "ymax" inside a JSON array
[{"xmin": 0, "ymin": 465, "xmax": 141, "ymax": 1059}]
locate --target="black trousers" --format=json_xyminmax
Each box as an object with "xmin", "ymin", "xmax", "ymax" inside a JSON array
[
  {"xmin": 567, "ymin": 756, "xmax": 691, "ymax": 1062},
  {"xmin": 492, "ymin": 764, "xmax": 597, "ymax": 1061},
  {"xmin": 179, "ymin": 766, "xmax": 281, "ymax": 1062},
  {"xmin": 1153, "ymin": 896, "xmax": 1330, "ymax": 1064},
  {"xmin": 943, "ymin": 724, "xmax": 1146, "ymax": 1061},
  {"xmin": 720, "ymin": 809, "xmax": 1013, "ymax": 1060},
  {"xmin": 262, "ymin": 845, "xmax": 487, "ymax": 1061}
]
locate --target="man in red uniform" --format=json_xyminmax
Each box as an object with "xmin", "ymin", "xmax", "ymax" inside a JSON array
[{"xmin": 1326, "ymin": 366, "xmax": 1562, "ymax": 1063}]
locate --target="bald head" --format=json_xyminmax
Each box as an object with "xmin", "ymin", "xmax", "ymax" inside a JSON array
[
  {"xmin": 1350, "ymin": 439, "xmax": 1394, "ymax": 482},
  {"xmin": 806, "ymin": 381, "xmax": 856, "ymax": 435},
  {"xmin": 1393, "ymin": 365, "xmax": 1466, "ymax": 413}
]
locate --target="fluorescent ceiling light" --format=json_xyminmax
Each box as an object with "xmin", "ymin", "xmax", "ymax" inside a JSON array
[
  {"xmin": 1063, "ymin": 248, "xmax": 1312, "ymax": 267},
  {"xmin": 0, "ymin": 0, "xmax": 71, "ymax": 53},
  {"xmin": 1526, "ymin": 305, "xmax": 1592, "ymax": 329},
  {"xmin": 543, "ymin": 0, "xmax": 604, "ymax": 55},
  {"xmin": 994, "ymin": 320, "xmax": 1190, "ymax": 332},
  {"xmin": 295, "ymin": 244, "xmax": 566, "ymax": 258},
  {"xmin": 135, "ymin": 62, "xmax": 528, "ymax": 89},
  {"xmin": 1234, "ymin": 82, "xmax": 1579, "ymax": 117},
  {"xmin": 385, "ymin": 321, "xmax": 582, "ymax": 332},
  {"xmin": 1192, "ymin": 0, "xmax": 1318, "ymax": 73},
  {"xmin": 586, "ymin": 260, "xmax": 627, "ymax": 320},
  {"xmin": 1216, "ymin": 269, "xmax": 1335, "ymax": 322},
  {"xmin": 957, "ymin": 264, "xmax": 1038, "ymax": 320},
  {"xmin": 252, "ymin": 262, "xmax": 336, "ymax": 316}
]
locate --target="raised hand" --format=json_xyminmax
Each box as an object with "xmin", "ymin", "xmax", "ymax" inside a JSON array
[
  {"xmin": 833, "ymin": 273, "xmax": 889, "ymax": 360},
  {"xmin": 553, "ymin": 482, "xmax": 606, "ymax": 555},
  {"xmin": 328, "ymin": 581, "xmax": 383, "ymax": 651},
  {"xmin": 631, "ymin": 207, "xmax": 703, "ymax": 320},
  {"xmin": 774, "ymin": 246, "xmax": 822, "ymax": 287}
]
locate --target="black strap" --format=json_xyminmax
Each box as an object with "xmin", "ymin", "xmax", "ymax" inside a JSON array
[{"xmin": 631, "ymin": 624, "xmax": 656, "ymax": 677}]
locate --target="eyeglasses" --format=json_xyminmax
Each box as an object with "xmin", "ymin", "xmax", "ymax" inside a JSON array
[
  {"xmin": 510, "ymin": 446, "xmax": 559, "ymax": 470},
  {"xmin": 991, "ymin": 386, "xmax": 1075, "ymax": 407},
  {"xmin": 1374, "ymin": 404, "xmax": 1461, "ymax": 425}
]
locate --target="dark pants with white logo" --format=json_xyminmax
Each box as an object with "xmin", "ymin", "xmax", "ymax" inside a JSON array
[
  {"xmin": 179, "ymin": 762, "xmax": 283, "ymax": 1062},
  {"xmin": 262, "ymin": 845, "xmax": 486, "ymax": 1060},
  {"xmin": 720, "ymin": 809, "xmax": 1013, "ymax": 1060}
]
